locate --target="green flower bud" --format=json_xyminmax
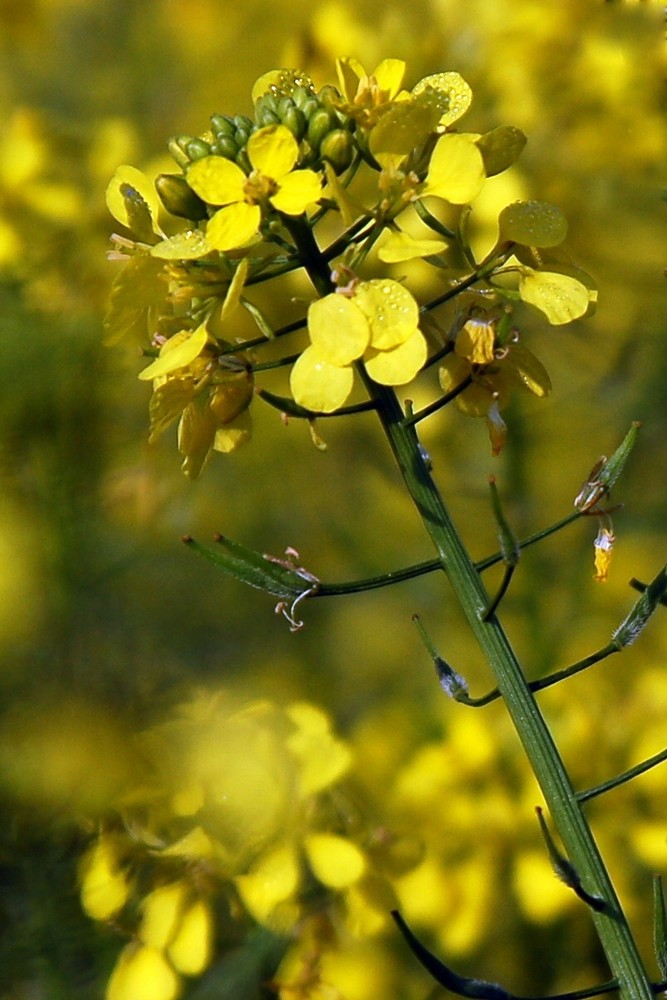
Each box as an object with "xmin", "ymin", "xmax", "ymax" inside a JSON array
[
  {"xmin": 300, "ymin": 97, "xmax": 319, "ymax": 121},
  {"xmin": 185, "ymin": 137, "xmax": 213, "ymax": 161},
  {"xmin": 235, "ymin": 149, "xmax": 251, "ymax": 173},
  {"xmin": 279, "ymin": 104, "xmax": 306, "ymax": 141},
  {"xmin": 317, "ymin": 85, "xmax": 343, "ymax": 112},
  {"xmin": 234, "ymin": 114, "xmax": 254, "ymax": 132},
  {"xmin": 168, "ymin": 137, "xmax": 191, "ymax": 169},
  {"xmin": 210, "ymin": 114, "xmax": 235, "ymax": 138},
  {"xmin": 211, "ymin": 134, "xmax": 239, "ymax": 160},
  {"xmin": 307, "ymin": 108, "xmax": 336, "ymax": 152},
  {"xmin": 291, "ymin": 85, "xmax": 313, "ymax": 110},
  {"xmin": 320, "ymin": 129, "xmax": 355, "ymax": 173},
  {"xmin": 155, "ymin": 174, "xmax": 208, "ymax": 220},
  {"xmin": 256, "ymin": 107, "xmax": 281, "ymax": 128}
]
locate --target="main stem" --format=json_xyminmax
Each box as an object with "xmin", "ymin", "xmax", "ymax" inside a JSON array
[
  {"xmin": 367, "ymin": 380, "xmax": 653, "ymax": 1000},
  {"xmin": 288, "ymin": 214, "xmax": 654, "ymax": 997}
]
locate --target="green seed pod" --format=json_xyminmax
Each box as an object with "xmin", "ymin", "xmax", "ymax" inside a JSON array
[
  {"xmin": 155, "ymin": 174, "xmax": 208, "ymax": 221},
  {"xmin": 185, "ymin": 137, "xmax": 212, "ymax": 161},
  {"xmin": 320, "ymin": 128, "xmax": 355, "ymax": 173},
  {"xmin": 307, "ymin": 108, "xmax": 336, "ymax": 152},
  {"xmin": 210, "ymin": 114, "xmax": 235, "ymax": 138},
  {"xmin": 211, "ymin": 134, "xmax": 239, "ymax": 160},
  {"xmin": 280, "ymin": 104, "xmax": 306, "ymax": 141}
]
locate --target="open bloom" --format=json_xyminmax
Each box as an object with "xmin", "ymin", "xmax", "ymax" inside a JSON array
[
  {"xmin": 187, "ymin": 124, "xmax": 322, "ymax": 252},
  {"xmin": 290, "ymin": 280, "xmax": 427, "ymax": 412}
]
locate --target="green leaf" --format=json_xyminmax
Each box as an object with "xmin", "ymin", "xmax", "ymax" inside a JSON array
[
  {"xmin": 518, "ymin": 268, "xmax": 590, "ymax": 324},
  {"xmin": 499, "ymin": 201, "xmax": 568, "ymax": 247}
]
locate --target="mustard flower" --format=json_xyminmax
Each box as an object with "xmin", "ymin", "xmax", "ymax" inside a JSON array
[
  {"xmin": 290, "ymin": 280, "xmax": 427, "ymax": 413},
  {"xmin": 186, "ymin": 124, "xmax": 323, "ymax": 252}
]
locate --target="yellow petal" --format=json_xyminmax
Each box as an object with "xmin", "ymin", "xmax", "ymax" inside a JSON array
[
  {"xmin": 167, "ymin": 899, "xmax": 214, "ymax": 977},
  {"xmin": 206, "ymin": 202, "xmax": 261, "ymax": 251},
  {"xmin": 106, "ymin": 943, "xmax": 180, "ymax": 1000},
  {"xmin": 235, "ymin": 842, "xmax": 301, "ymax": 922},
  {"xmin": 455, "ymin": 318, "xmax": 496, "ymax": 365},
  {"xmin": 324, "ymin": 162, "xmax": 365, "ymax": 228},
  {"xmin": 518, "ymin": 268, "xmax": 590, "ymax": 324},
  {"xmin": 354, "ymin": 280, "xmax": 419, "ymax": 350},
  {"xmin": 139, "ymin": 881, "xmax": 188, "ymax": 951},
  {"xmin": 213, "ymin": 409, "xmax": 253, "ymax": 453},
  {"xmin": 499, "ymin": 201, "xmax": 568, "ymax": 247},
  {"xmin": 149, "ymin": 377, "xmax": 196, "ymax": 442},
  {"xmin": 593, "ymin": 526, "xmax": 615, "ymax": 583},
  {"xmin": 372, "ymin": 58, "xmax": 406, "ymax": 99},
  {"xmin": 364, "ymin": 329, "xmax": 427, "ymax": 385},
  {"xmin": 421, "ymin": 133, "xmax": 485, "ymax": 205},
  {"xmin": 308, "ymin": 294, "xmax": 369, "ymax": 365},
  {"xmin": 160, "ymin": 826, "xmax": 216, "ymax": 860},
  {"xmin": 178, "ymin": 401, "xmax": 218, "ymax": 479},
  {"xmin": 336, "ymin": 57, "xmax": 366, "ymax": 103},
  {"xmin": 187, "ymin": 155, "xmax": 246, "ymax": 205},
  {"xmin": 248, "ymin": 124, "xmax": 298, "ymax": 178},
  {"xmin": 138, "ymin": 325, "xmax": 209, "ymax": 381},
  {"xmin": 219, "ymin": 258, "xmax": 249, "ymax": 322},
  {"xmin": 304, "ymin": 834, "xmax": 366, "ymax": 889},
  {"xmin": 106, "ymin": 165, "xmax": 161, "ymax": 233},
  {"xmin": 79, "ymin": 834, "xmax": 130, "ymax": 921},
  {"xmin": 150, "ymin": 230, "xmax": 211, "ymax": 259},
  {"xmin": 286, "ymin": 702, "xmax": 352, "ymax": 795},
  {"xmin": 378, "ymin": 231, "xmax": 447, "ymax": 263},
  {"xmin": 290, "ymin": 346, "xmax": 354, "ymax": 413},
  {"xmin": 270, "ymin": 169, "xmax": 322, "ymax": 215},
  {"xmin": 506, "ymin": 344, "xmax": 551, "ymax": 397},
  {"xmin": 412, "ymin": 72, "xmax": 473, "ymax": 127}
]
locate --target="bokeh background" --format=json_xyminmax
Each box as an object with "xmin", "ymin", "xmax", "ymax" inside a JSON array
[{"xmin": 0, "ymin": 1, "xmax": 665, "ymax": 997}]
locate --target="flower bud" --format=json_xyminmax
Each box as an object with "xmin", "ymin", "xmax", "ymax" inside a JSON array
[
  {"xmin": 279, "ymin": 104, "xmax": 306, "ymax": 141},
  {"xmin": 320, "ymin": 129, "xmax": 354, "ymax": 173},
  {"xmin": 184, "ymin": 137, "xmax": 212, "ymax": 161},
  {"xmin": 307, "ymin": 108, "xmax": 336, "ymax": 151},
  {"xmin": 210, "ymin": 113, "xmax": 235, "ymax": 138},
  {"xmin": 211, "ymin": 134, "xmax": 238, "ymax": 160},
  {"xmin": 155, "ymin": 174, "xmax": 208, "ymax": 220},
  {"xmin": 291, "ymin": 85, "xmax": 313, "ymax": 110},
  {"xmin": 256, "ymin": 106, "xmax": 281, "ymax": 128}
]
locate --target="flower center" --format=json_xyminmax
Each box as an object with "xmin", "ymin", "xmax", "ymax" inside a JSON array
[{"xmin": 243, "ymin": 171, "xmax": 279, "ymax": 205}]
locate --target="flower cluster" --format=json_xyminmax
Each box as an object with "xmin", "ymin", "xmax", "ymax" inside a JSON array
[
  {"xmin": 104, "ymin": 56, "xmax": 594, "ymax": 474},
  {"xmin": 78, "ymin": 693, "xmax": 417, "ymax": 1000}
]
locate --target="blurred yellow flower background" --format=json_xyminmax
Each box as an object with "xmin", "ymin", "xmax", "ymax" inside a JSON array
[{"xmin": 0, "ymin": 1, "xmax": 664, "ymax": 998}]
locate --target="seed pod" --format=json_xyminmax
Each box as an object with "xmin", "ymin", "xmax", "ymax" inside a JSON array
[{"xmin": 155, "ymin": 174, "xmax": 208, "ymax": 220}]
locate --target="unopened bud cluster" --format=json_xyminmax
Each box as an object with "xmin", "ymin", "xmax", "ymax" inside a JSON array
[{"xmin": 160, "ymin": 73, "xmax": 355, "ymax": 222}]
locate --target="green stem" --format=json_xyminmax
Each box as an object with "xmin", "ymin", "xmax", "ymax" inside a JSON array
[
  {"xmin": 362, "ymin": 380, "xmax": 653, "ymax": 1000},
  {"xmin": 289, "ymin": 220, "xmax": 653, "ymax": 997}
]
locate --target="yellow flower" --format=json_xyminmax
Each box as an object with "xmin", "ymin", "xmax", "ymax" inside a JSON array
[
  {"xmin": 290, "ymin": 281, "xmax": 427, "ymax": 412},
  {"xmin": 187, "ymin": 125, "xmax": 323, "ymax": 252},
  {"xmin": 336, "ymin": 57, "xmax": 407, "ymax": 127}
]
